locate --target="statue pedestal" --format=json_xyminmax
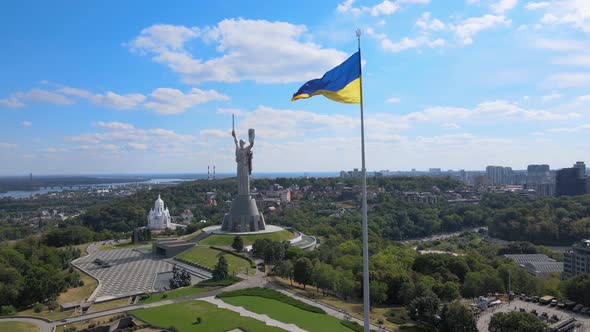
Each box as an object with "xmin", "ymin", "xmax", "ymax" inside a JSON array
[{"xmin": 221, "ymin": 195, "xmax": 266, "ymax": 232}]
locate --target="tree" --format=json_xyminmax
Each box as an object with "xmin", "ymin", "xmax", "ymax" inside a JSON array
[
  {"xmin": 232, "ymin": 236, "xmax": 244, "ymax": 253},
  {"xmin": 561, "ymin": 273, "xmax": 590, "ymax": 306},
  {"xmin": 369, "ymin": 281, "xmax": 388, "ymax": 306},
  {"xmin": 294, "ymin": 258, "xmax": 313, "ymax": 289},
  {"xmin": 434, "ymin": 281, "xmax": 461, "ymax": 302},
  {"xmin": 212, "ymin": 255, "xmax": 229, "ymax": 281},
  {"xmin": 409, "ymin": 294, "xmax": 441, "ymax": 326},
  {"xmin": 252, "ymin": 239, "xmax": 271, "ymax": 259},
  {"xmin": 488, "ymin": 311, "xmax": 547, "ymax": 332},
  {"xmin": 335, "ymin": 270, "xmax": 356, "ymax": 300},
  {"xmin": 441, "ymin": 300, "xmax": 477, "ymax": 332},
  {"xmin": 273, "ymin": 260, "xmax": 294, "ymax": 285}
]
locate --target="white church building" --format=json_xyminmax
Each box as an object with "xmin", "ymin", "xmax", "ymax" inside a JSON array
[{"xmin": 147, "ymin": 194, "xmax": 171, "ymax": 230}]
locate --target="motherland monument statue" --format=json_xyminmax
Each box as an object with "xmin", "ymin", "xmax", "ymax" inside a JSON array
[{"xmin": 221, "ymin": 115, "xmax": 266, "ymax": 232}]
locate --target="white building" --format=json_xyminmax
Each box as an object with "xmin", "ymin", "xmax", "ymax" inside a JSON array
[{"xmin": 147, "ymin": 194, "xmax": 171, "ymax": 230}]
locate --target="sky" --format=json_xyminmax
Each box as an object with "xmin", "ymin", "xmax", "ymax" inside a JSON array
[{"xmin": 0, "ymin": 0, "xmax": 589, "ymax": 175}]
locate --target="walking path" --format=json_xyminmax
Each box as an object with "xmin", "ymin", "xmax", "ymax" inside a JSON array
[{"xmin": 202, "ymin": 296, "xmax": 307, "ymax": 332}]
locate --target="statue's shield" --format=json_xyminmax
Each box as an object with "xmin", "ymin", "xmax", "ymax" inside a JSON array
[{"xmin": 248, "ymin": 129, "xmax": 255, "ymax": 144}]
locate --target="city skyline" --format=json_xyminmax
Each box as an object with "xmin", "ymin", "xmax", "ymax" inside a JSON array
[{"xmin": 1, "ymin": 0, "xmax": 589, "ymax": 175}]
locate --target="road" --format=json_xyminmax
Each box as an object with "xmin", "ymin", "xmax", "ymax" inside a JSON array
[{"xmin": 399, "ymin": 227, "xmax": 486, "ymax": 244}]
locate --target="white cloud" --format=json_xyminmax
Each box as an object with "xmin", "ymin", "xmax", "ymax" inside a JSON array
[
  {"xmin": 0, "ymin": 143, "xmax": 17, "ymax": 148},
  {"xmin": 532, "ymin": 39, "xmax": 587, "ymax": 52},
  {"xmin": 491, "ymin": 0, "xmax": 518, "ymax": 14},
  {"xmin": 443, "ymin": 122, "xmax": 461, "ymax": 129},
  {"xmin": 90, "ymin": 92, "xmax": 146, "ymax": 110},
  {"xmin": 143, "ymin": 88, "xmax": 229, "ymax": 115},
  {"xmin": 553, "ymin": 54, "xmax": 590, "ymax": 67},
  {"xmin": 548, "ymin": 124, "xmax": 590, "ymax": 132},
  {"xmin": 451, "ymin": 15, "xmax": 511, "ymax": 44},
  {"xmin": 371, "ymin": 1, "xmax": 399, "ymax": 16},
  {"xmin": 381, "ymin": 36, "xmax": 446, "ymax": 52},
  {"xmin": 95, "ymin": 121, "xmax": 135, "ymax": 130},
  {"xmin": 21, "ymin": 121, "xmax": 32, "ymax": 127},
  {"xmin": 0, "ymin": 96, "xmax": 25, "ymax": 108},
  {"xmin": 525, "ymin": 1, "xmax": 550, "ymax": 9},
  {"xmin": 541, "ymin": 91, "xmax": 563, "ymax": 102},
  {"xmin": 545, "ymin": 72, "xmax": 590, "ymax": 88},
  {"xmin": 200, "ymin": 129, "xmax": 227, "ymax": 139},
  {"xmin": 126, "ymin": 142, "xmax": 148, "ymax": 150},
  {"xmin": 127, "ymin": 24, "xmax": 200, "ymax": 53},
  {"xmin": 56, "ymin": 87, "xmax": 93, "ymax": 98},
  {"xmin": 336, "ymin": 0, "xmax": 355, "ymax": 13},
  {"xmin": 15, "ymin": 89, "xmax": 72, "ymax": 105},
  {"xmin": 536, "ymin": 0, "xmax": 590, "ymax": 33},
  {"xmin": 577, "ymin": 94, "xmax": 590, "ymax": 101},
  {"xmin": 128, "ymin": 19, "xmax": 348, "ymax": 84},
  {"xmin": 416, "ymin": 12, "xmax": 445, "ymax": 31},
  {"xmin": 386, "ymin": 97, "xmax": 401, "ymax": 103}
]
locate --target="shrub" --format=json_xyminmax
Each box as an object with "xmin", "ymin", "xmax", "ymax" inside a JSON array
[
  {"xmin": 33, "ymin": 303, "xmax": 44, "ymax": 313},
  {"xmin": 216, "ymin": 287, "xmax": 325, "ymax": 314},
  {"xmin": 195, "ymin": 316, "xmax": 202, "ymax": 324},
  {"xmin": 161, "ymin": 294, "xmax": 168, "ymax": 299},
  {"xmin": 197, "ymin": 275, "xmax": 241, "ymax": 287},
  {"xmin": 0, "ymin": 305, "xmax": 16, "ymax": 316},
  {"xmin": 340, "ymin": 320, "xmax": 363, "ymax": 331}
]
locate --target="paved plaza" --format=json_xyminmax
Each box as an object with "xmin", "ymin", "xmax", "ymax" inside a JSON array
[
  {"xmin": 477, "ymin": 299, "xmax": 590, "ymax": 331},
  {"xmin": 74, "ymin": 248, "xmax": 174, "ymax": 301}
]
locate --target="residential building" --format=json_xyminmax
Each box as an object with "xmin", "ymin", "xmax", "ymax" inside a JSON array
[
  {"xmin": 555, "ymin": 163, "xmax": 587, "ymax": 196},
  {"xmin": 563, "ymin": 239, "xmax": 590, "ymax": 279}
]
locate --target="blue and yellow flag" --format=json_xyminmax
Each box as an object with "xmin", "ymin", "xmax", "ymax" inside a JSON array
[{"xmin": 291, "ymin": 52, "xmax": 361, "ymax": 104}]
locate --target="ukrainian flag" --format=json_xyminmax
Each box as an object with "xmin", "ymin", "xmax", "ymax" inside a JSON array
[{"xmin": 292, "ymin": 52, "xmax": 361, "ymax": 104}]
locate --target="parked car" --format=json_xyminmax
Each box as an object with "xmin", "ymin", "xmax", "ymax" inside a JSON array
[
  {"xmin": 581, "ymin": 307, "xmax": 589, "ymax": 315},
  {"xmin": 550, "ymin": 299, "xmax": 558, "ymax": 306},
  {"xmin": 573, "ymin": 304, "xmax": 583, "ymax": 312},
  {"xmin": 558, "ymin": 302, "xmax": 566, "ymax": 309}
]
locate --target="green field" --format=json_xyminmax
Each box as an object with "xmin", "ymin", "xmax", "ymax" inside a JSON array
[
  {"xmin": 132, "ymin": 300, "xmax": 285, "ymax": 332},
  {"xmin": 222, "ymin": 296, "xmax": 353, "ymax": 332},
  {"xmin": 138, "ymin": 285, "xmax": 218, "ymax": 304},
  {"xmin": 199, "ymin": 229, "xmax": 295, "ymax": 246},
  {"xmin": 177, "ymin": 246, "xmax": 254, "ymax": 275},
  {"xmin": 0, "ymin": 321, "xmax": 39, "ymax": 332}
]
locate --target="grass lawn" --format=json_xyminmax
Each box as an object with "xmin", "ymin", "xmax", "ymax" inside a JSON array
[
  {"xmin": 0, "ymin": 321, "xmax": 39, "ymax": 332},
  {"xmin": 199, "ymin": 229, "xmax": 294, "ymax": 246},
  {"xmin": 137, "ymin": 286, "xmax": 218, "ymax": 304},
  {"xmin": 132, "ymin": 300, "xmax": 285, "ymax": 332},
  {"xmin": 58, "ymin": 268, "xmax": 97, "ymax": 304},
  {"xmin": 87, "ymin": 297, "xmax": 130, "ymax": 312},
  {"xmin": 176, "ymin": 246, "xmax": 255, "ymax": 275},
  {"xmin": 221, "ymin": 296, "xmax": 352, "ymax": 332},
  {"xmin": 270, "ymin": 276, "xmax": 415, "ymax": 331}
]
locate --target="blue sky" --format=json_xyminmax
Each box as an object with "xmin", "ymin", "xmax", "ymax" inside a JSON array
[{"xmin": 1, "ymin": 0, "xmax": 589, "ymax": 175}]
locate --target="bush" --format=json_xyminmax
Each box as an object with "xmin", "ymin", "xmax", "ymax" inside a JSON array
[
  {"xmin": 340, "ymin": 320, "xmax": 363, "ymax": 331},
  {"xmin": 217, "ymin": 287, "xmax": 325, "ymax": 314},
  {"xmin": 33, "ymin": 303, "xmax": 44, "ymax": 313},
  {"xmin": 197, "ymin": 275, "xmax": 241, "ymax": 287},
  {"xmin": 194, "ymin": 316, "xmax": 202, "ymax": 324},
  {"xmin": 0, "ymin": 305, "xmax": 16, "ymax": 316}
]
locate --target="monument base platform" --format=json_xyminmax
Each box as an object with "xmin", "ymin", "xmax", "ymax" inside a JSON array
[
  {"xmin": 203, "ymin": 224, "xmax": 285, "ymax": 235},
  {"xmin": 221, "ymin": 195, "xmax": 266, "ymax": 232}
]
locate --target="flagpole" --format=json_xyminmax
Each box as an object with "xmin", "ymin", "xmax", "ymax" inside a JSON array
[{"xmin": 356, "ymin": 28, "xmax": 371, "ymax": 332}]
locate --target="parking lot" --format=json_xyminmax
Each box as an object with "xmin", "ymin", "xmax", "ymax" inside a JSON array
[{"xmin": 477, "ymin": 299, "xmax": 590, "ymax": 331}]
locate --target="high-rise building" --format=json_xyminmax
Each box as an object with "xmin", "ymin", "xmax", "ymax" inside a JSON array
[
  {"xmin": 486, "ymin": 166, "xmax": 513, "ymax": 185},
  {"xmin": 563, "ymin": 239, "xmax": 590, "ymax": 279},
  {"xmin": 526, "ymin": 164, "xmax": 555, "ymax": 197},
  {"xmin": 555, "ymin": 162, "xmax": 588, "ymax": 196}
]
